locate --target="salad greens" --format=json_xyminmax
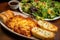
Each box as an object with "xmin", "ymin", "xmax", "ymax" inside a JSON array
[{"xmin": 19, "ymin": 0, "xmax": 60, "ymax": 20}]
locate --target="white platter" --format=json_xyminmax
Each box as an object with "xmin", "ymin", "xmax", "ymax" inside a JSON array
[{"xmin": 0, "ymin": 11, "xmax": 39, "ymax": 40}]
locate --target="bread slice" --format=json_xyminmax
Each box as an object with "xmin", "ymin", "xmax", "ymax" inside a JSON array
[
  {"xmin": 0, "ymin": 10, "xmax": 14, "ymax": 23},
  {"xmin": 38, "ymin": 20, "xmax": 58, "ymax": 32},
  {"xmin": 0, "ymin": 14, "xmax": 7, "ymax": 23},
  {"xmin": 4, "ymin": 10, "xmax": 14, "ymax": 18},
  {"xmin": 31, "ymin": 27, "xmax": 55, "ymax": 39}
]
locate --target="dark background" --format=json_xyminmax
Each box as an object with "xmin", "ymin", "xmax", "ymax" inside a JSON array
[
  {"xmin": 0, "ymin": 0, "xmax": 20, "ymax": 2},
  {"xmin": 0, "ymin": 0, "xmax": 10, "ymax": 2},
  {"xmin": 0, "ymin": 0, "xmax": 60, "ymax": 2},
  {"xmin": 0, "ymin": 0, "xmax": 21, "ymax": 2}
]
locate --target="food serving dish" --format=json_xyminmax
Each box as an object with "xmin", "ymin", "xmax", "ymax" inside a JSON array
[
  {"xmin": 0, "ymin": 11, "xmax": 39, "ymax": 40},
  {"xmin": 19, "ymin": 0, "xmax": 60, "ymax": 21},
  {"xmin": 19, "ymin": 4, "xmax": 60, "ymax": 21},
  {"xmin": 0, "ymin": 10, "xmax": 58, "ymax": 40},
  {"xmin": 8, "ymin": 0, "xmax": 19, "ymax": 9}
]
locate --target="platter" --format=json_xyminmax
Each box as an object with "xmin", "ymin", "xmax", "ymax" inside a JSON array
[
  {"xmin": 0, "ymin": 10, "xmax": 58, "ymax": 40},
  {"xmin": 18, "ymin": 0, "xmax": 60, "ymax": 21},
  {"xmin": 44, "ymin": 16, "xmax": 60, "ymax": 21},
  {"xmin": 19, "ymin": 4, "xmax": 60, "ymax": 21},
  {"xmin": 0, "ymin": 11, "xmax": 39, "ymax": 40}
]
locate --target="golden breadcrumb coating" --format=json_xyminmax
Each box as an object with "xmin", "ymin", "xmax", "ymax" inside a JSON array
[{"xmin": 6, "ymin": 15, "xmax": 38, "ymax": 37}]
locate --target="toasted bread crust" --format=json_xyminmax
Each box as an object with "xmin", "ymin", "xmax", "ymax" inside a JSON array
[
  {"xmin": 38, "ymin": 20, "xmax": 58, "ymax": 32},
  {"xmin": 0, "ymin": 14, "xmax": 7, "ymax": 23},
  {"xmin": 31, "ymin": 27, "xmax": 55, "ymax": 39},
  {"xmin": 0, "ymin": 10, "xmax": 14, "ymax": 23}
]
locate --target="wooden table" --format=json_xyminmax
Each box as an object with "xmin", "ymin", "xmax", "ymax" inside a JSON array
[{"xmin": 0, "ymin": 2, "xmax": 60, "ymax": 40}]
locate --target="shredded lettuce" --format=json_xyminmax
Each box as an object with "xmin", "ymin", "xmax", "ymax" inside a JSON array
[{"xmin": 20, "ymin": 0, "xmax": 60, "ymax": 20}]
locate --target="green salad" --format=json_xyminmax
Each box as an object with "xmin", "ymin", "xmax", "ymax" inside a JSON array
[{"xmin": 19, "ymin": 0, "xmax": 60, "ymax": 20}]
